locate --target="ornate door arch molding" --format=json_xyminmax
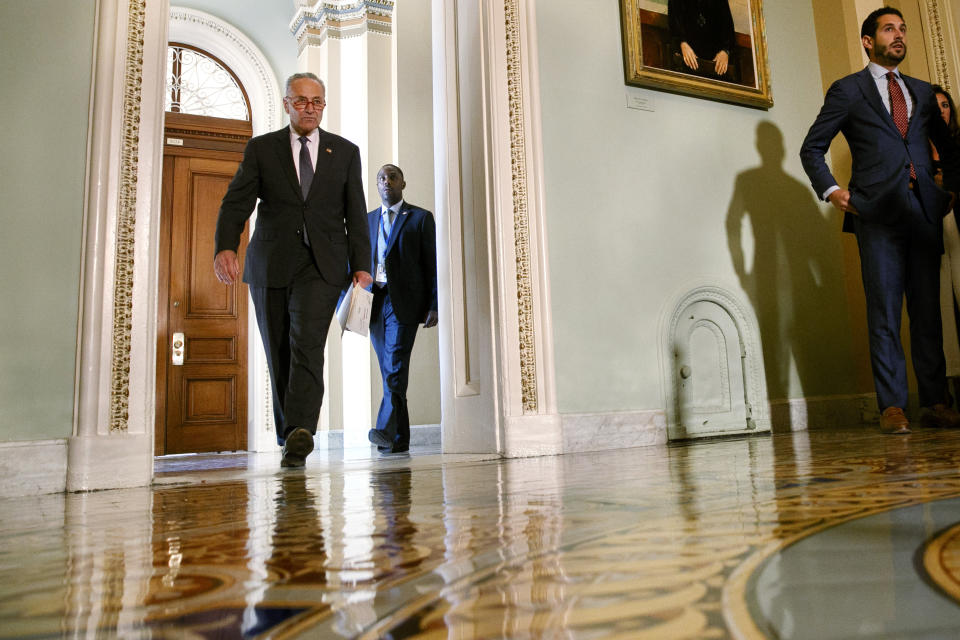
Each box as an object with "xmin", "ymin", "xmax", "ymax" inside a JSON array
[{"xmin": 167, "ymin": 7, "xmax": 282, "ymax": 135}]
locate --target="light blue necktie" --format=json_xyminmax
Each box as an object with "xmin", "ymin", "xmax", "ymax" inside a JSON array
[{"xmin": 377, "ymin": 208, "xmax": 395, "ymax": 284}]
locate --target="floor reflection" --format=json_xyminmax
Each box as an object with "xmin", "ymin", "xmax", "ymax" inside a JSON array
[{"xmin": 6, "ymin": 429, "xmax": 960, "ymax": 637}]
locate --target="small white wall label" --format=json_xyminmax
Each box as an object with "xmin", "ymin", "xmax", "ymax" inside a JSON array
[{"xmin": 626, "ymin": 92, "xmax": 656, "ymax": 112}]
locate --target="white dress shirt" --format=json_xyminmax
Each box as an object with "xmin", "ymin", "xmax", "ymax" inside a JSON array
[{"xmin": 867, "ymin": 61, "xmax": 913, "ymax": 119}]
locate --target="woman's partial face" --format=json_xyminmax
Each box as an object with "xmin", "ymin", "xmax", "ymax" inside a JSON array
[{"xmin": 937, "ymin": 92, "xmax": 952, "ymax": 125}]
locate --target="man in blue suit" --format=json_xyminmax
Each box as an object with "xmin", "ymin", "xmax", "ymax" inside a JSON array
[
  {"xmin": 366, "ymin": 164, "xmax": 438, "ymax": 454},
  {"xmin": 800, "ymin": 7, "xmax": 960, "ymax": 434}
]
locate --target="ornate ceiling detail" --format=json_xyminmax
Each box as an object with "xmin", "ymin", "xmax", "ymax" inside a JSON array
[{"xmin": 291, "ymin": 1, "xmax": 395, "ymax": 51}]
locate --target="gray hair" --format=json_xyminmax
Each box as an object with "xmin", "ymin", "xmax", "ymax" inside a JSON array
[{"xmin": 285, "ymin": 72, "xmax": 325, "ymax": 95}]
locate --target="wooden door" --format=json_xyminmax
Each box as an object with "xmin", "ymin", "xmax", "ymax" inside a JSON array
[{"xmin": 157, "ymin": 114, "xmax": 251, "ymax": 454}]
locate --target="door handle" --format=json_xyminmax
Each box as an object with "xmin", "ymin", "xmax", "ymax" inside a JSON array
[{"xmin": 172, "ymin": 332, "xmax": 185, "ymax": 366}]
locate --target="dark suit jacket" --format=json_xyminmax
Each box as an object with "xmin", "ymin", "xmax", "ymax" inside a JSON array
[
  {"xmin": 215, "ymin": 126, "xmax": 371, "ymax": 287},
  {"xmin": 371, "ymin": 201, "xmax": 438, "ymax": 325},
  {"xmin": 800, "ymin": 67, "xmax": 960, "ymax": 232},
  {"xmin": 668, "ymin": 0, "xmax": 735, "ymax": 59}
]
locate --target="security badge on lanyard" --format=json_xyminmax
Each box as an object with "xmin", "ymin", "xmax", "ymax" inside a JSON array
[{"xmin": 376, "ymin": 210, "xmax": 392, "ymax": 284}]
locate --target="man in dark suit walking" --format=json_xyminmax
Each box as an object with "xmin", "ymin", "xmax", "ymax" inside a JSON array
[
  {"xmin": 366, "ymin": 164, "xmax": 438, "ymax": 455},
  {"xmin": 214, "ymin": 72, "xmax": 372, "ymax": 466},
  {"xmin": 800, "ymin": 7, "xmax": 960, "ymax": 434}
]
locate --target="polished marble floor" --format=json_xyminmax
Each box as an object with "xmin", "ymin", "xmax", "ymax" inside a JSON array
[{"xmin": 5, "ymin": 427, "xmax": 960, "ymax": 638}]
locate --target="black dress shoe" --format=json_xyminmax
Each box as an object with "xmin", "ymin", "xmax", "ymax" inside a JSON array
[
  {"xmin": 378, "ymin": 443, "xmax": 409, "ymax": 455},
  {"xmin": 367, "ymin": 429, "xmax": 394, "ymax": 447},
  {"xmin": 281, "ymin": 427, "xmax": 314, "ymax": 468},
  {"xmin": 378, "ymin": 444, "xmax": 409, "ymax": 456},
  {"xmin": 919, "ymin": 404, "xmax": 960, "ymax": 429}
]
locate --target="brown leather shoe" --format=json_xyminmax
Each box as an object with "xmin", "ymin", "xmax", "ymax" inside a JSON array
[
  {"xmin": 879, "ymin": 407, "xmax": 911, "ymax": 434},
  {"xmin": 919, "ymin": 403, "xmax": 960, "ymax": 429}
]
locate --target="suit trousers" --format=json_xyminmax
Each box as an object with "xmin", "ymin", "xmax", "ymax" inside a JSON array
[
  {"xmin": 855, "ymin": 190, "xmax": 947, "ymax": 411},
  {"xmin": 370, "ymin": 286, "xmax": 419, "ymax": 446},
  {"xmin": 250, "ymin": 243, "xmax": 341, "ymax": 445}
]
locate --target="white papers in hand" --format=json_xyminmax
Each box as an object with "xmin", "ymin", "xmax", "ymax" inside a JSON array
[{"xmin": 336, "ymin": 284, "xmax": 373, "ymax": 336}]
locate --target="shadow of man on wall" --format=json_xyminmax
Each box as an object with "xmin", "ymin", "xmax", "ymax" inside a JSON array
[{"xmin": 726, "ymin": 121, "xmax": 854, "ymax": 428}]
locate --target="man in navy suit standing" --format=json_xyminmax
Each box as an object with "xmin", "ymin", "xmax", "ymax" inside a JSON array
[
  {"xmin": 800, "ymin": 7, "xmax": 960, "ymax": 434},
  {"xmin": 366, "ymin": 164, "xmax": 438, "ymax": 454},
  {"xmin": 214, "ymin": 73, "xmax": 372, "ymax": 466}
]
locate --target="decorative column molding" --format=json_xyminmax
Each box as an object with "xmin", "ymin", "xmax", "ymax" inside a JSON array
[
  {"xmin": 70, "ymin": 0, "xmax": 170, "ymax": 491},
  {"xmin": 920, "ymin": 0, "xmax": 958, "ymax": 92},
  {"xmin": 504, "ymin": 0, "xmax": 538, "ymax": 415},
  {"xmin": 109, "ymin": 0, "xmax": 147, "ymax": 433},
  {"xmin": 291, "ymin": 1, "xmax": 395, "ymax": 52},
  {"xmin": 482, "ymin": 0, "xmax": 561, "ymax": 456}
]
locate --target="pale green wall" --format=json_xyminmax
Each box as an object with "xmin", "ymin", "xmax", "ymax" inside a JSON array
[
  {"xmin": 173, "ymin": 0, "xmax": 297, "ymax": 83},
  {"xmin": 0, "ymin": 0, "xmax": 96, "ymax": 441},
  {"xmin": 537, "ymin": 0, "xmax": 860, "ymax": 413}
]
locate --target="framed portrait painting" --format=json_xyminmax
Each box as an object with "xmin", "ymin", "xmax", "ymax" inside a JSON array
[{"xmin": 619, "ymin": 0, "xmax": 773, "ymax": 109}]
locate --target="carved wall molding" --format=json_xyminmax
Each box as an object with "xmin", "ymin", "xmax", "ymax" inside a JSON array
[
  {"xmin": 924, "ymin": 0, "xmax": 952, "ymax": 92},
  {"xmin": 504, "ymin": 0, "xmax": 538, "ymax": 414},
  {"xmin": 110, "ymin": 0, "xmax": 148, "ymax": 432},
  {"xmin": 291, "ymin": 1, "xmax": 395, "ymax": 51}
]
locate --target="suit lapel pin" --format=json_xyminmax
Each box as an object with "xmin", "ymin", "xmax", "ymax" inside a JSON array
[{"xmin": 325, "ymin": 148, "xmax": 333, "ymax": 154}]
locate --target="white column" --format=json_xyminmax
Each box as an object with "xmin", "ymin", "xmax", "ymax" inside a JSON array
[
  {"xmin": 69, "ymin": 0, "xmax": 169, "ymax": 490},
  {"xmin": 432, "ymin": 0, "xmax": 560, "ymax": 456},
  {"xmin": 293, "ymin": 1, "xmax": 397, "ymax": 449},
  {"xmin": 431, "ymin": 0, "xmax": 501, "ymax": 454},
  {"xmin": 482, "ymin": 0, "xmax": 562, "ymax": 456}
]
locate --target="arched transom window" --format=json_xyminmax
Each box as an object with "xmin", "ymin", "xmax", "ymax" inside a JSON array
[{"xmin": 165, "ymin": 43, "xmax": 250, "ymax": 120}]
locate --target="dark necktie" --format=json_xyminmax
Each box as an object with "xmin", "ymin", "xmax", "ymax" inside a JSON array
[
  {"xmin": 298, "ymin": 136, "xmax": 313, "ymax": 245},
  {"xmin": 886, "ymin": 72, "xmax": 916, "ymax": 179}
]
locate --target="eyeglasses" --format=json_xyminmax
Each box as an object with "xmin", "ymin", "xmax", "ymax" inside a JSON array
[{"xmin": 286, "ymin": 96, "xmax": 326, "ymax": 110}]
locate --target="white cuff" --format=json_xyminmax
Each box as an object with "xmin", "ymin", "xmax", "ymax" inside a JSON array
[{"xmin": 822, "ymin": 185, "xmax": 840, "ymax": 201}]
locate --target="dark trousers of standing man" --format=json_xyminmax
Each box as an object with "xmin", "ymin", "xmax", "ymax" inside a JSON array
[
  {"xmin": 250, "ymin": 242, "xmax": 342, "ymax": 446},
  {"xmin": 854, "ymin": 189, "xmax": 947, "ymax": 411},
  {"xmin": 370, "ymin": 285, "xmax": 419, "ymax": 448}
]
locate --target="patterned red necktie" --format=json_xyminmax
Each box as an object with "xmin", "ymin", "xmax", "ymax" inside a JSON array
[{"xmin": 886, "ymin": 72, "xmax": 916, "ymax": 179}]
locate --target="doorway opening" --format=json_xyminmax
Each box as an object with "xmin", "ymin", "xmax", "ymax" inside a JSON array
[
  {"xmin": 154, "ymin": 43, "xmax": 253, "ymax": 455},
  {"xmin": 154, "ymin": 5, "xmax": 446, "ymax": 457}
]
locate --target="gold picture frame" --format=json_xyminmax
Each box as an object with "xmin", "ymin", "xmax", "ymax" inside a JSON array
[{"xmin": 619, "ymin": 0, "xmax": 773, "ymax": 109}]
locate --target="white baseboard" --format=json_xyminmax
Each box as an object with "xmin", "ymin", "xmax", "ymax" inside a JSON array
[
  {"xmin": 67, "ymin": 433, "xmax": 153, "ymax": 492},
  {"xmin": 0, "ymin": 439, "xmax": 68, "ymax": 497},
  {"xmin": 560, "ymin": 395, "xmax": 875, "ymax": 450},
  {"xmin": 315, "ymin": 424, "xmax": 442, "ymax": 450},
  {"xmin": 503, "ymin": 414, "xmax": 564, "ymax": 458},
  {"xmin": 562, "ymin": 410, "xmax": 667, "ymax": 453}
]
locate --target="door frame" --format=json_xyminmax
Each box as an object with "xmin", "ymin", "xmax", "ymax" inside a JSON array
[
  {"xmin": 155, "ymin": 112, "xmax": 252, "ymax": 455},
  {"xmin": 167, "ymin": 8, "xmax": 282, "ymax": 453}
]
